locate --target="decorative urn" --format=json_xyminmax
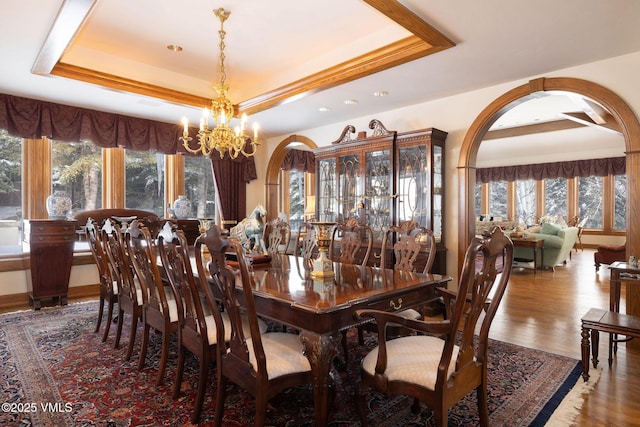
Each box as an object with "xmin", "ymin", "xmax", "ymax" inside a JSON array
[
  {"xmin": 173, "ymin": 195, "xmax": 192, "ymax": 219},
  {"xmin": 46, "ymin": 190, "xmax": 72, "ymax": 220},
  {"xmin": 310, "ymin": 221, "xmax": 336, "ymax": 279}
]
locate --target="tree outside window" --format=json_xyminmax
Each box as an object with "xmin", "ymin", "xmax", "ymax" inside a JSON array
[
  {"xmin": 545, "ymin": 177, "xmax": 567, "ymax": 218},
  {"xmin": 578, "ymin": 176, "xmax": 603, "ymax": 229},
  {"xmin": 614, "ymin": 174, "xmax": 627, "ymax": 230},
  {"xmin": 515, "ymin": 180, "xmax": 536, "ymax": 224},
  {"xmin": 0, "ymin": 130, "xmax": 22, "ymax": 247},
  {"xmin": 125, "ymin": 150, "xmax": 164, "ymax": 216},
  {"xmin": 184, "ymin": 155, "xmax": 217, "ymax": 219},
  {"xmin": 51, "ymin": 140, "xmax": 102, "ymax": 215},
  {"xmin": 489, "ymin": 181, "xmax": 507, "ymax": 218},
  {"xmin": 288, "ymin": 169, "xmax": 305, "ymax": 232}
]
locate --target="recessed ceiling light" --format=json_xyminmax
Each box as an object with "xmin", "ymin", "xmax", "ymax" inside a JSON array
[
  {"xmin": 167, "ymin": 44, "xmax": 183, "ymax": 52},
  {"xmin": 373, "ymin": 91, "xmax": 389, "ymax": 97},
  {"xmin": 318, "ymin": 107, "xmax": 332, "ymax": 112},
  {"xmin": 344, "ymin": 99, "xmax": 359, "ymax": 105}
]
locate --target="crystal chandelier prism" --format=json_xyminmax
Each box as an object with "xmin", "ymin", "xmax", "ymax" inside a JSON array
[{"xmin": 180, "ymin": 7, "xmax": 259, "ymax": 159}]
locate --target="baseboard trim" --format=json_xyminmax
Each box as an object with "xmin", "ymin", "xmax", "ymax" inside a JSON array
[{"xmin": 0, "ymin": 284, "xmax": 99, "ymax": 313}]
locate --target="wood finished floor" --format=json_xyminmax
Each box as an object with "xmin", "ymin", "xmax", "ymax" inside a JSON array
[{"xmin": 3, "ymin": 249, "xmax": 638, "ymax": 425}]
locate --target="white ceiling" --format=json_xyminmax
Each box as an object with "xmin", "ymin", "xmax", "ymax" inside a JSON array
[{"xmin": 0, "ymin": 0, "xmax": 638, "ymax": 162}]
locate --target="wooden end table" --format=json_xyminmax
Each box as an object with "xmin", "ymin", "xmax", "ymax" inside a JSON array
[{"xmin": 511, "ymin": 237, "xmax": 544, "ymax": 274}]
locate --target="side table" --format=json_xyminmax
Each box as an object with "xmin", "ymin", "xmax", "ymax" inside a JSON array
[{"xmin": 512, "ymin": 237, "xmax": 545, "ymax": 274}]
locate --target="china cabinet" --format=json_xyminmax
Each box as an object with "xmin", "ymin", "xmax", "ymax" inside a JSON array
[{"xmin": 314, "ymin": 120, "xmax": 447, "ymax": 274}]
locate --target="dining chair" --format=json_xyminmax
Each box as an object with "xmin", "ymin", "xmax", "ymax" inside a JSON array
[
  {"xmin": 125, "ymin": 220, "xmax": 181, "ymax": 386},
  {"xmin": 295, "ymin": 221, "xmax": 317, "ymax": 271},
  {"xmin": 200, "ymin": 226, "xmax": 314, "ymax": 427},
  {"xmin": 264, "ymin": 217, "xmax": 291, "ymax": 256},
  {"xmin": 354, "ymin": 226, "xmax": 513, "ymax": 427},
  {"xmin": 328, "ymin": 218, "xmax": 373, "ymax": 266},
  {"xmin": 85, "ymin": 218, "xmax": 119, "ymax": 342},
  {"xmin": 101, "ymin": 218, "xmax": 144, "ymax": 360},
  {"xmin": 159, "ymin": 226, "xmax": 267, "ymax": 423},
  {"xmin": 358, "ymin": 223, "xmax": 437, "ymax": 344}
]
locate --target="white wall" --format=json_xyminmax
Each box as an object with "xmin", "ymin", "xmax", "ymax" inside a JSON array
[{"xmin": 248, "ymin": 51, "xmax": 640, "ymax": 276}]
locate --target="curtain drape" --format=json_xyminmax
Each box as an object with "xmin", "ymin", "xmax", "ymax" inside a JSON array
[
  {"xmin": 280, "ymin": 149, "xmax": 316, "ymax": 173},
  {"xmin": 1, "ymin": 92, "xmax": 258, "ymax": 218},
  {"xmin": 211, "ymin": 154, "xmax": 257, "ymax": 224},
  {"xmin": 476, "ymin": 157, "xmax": 625, "ymax": 183}
]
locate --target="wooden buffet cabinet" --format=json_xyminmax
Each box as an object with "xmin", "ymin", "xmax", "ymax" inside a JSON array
[
  {"xmin": 314, "ymin": 120, "xmax": 447, "ymax": 274},
  {"xmin": 29, "ymin": 219, "xmax": 78, "ymax": 310}
]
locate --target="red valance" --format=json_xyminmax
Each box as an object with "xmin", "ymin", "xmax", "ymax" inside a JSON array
[
  {"xmin": 281, "ymin": 149, "xmax": 316, "ymax": 173},
  {"xmin": 0, "ymin": 92, "xmax": 186, "ymax": 153},
  {"xmin": 476, "ymin": 157, "xmax": 626, "ymax": 183}
]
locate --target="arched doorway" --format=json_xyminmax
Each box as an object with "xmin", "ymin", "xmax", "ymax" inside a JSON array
[
  {"xmin": 458, "ymin": 77, "xmax": 640, "ymax": 273},
  {"xmin": 265, "ymin": 135, "xmax": 317, "ymax": 220}
]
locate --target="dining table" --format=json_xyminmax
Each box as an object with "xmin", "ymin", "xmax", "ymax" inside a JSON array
[{"xmin": 199, "ymin": 252, "xmax": 452, "ymax": 426}]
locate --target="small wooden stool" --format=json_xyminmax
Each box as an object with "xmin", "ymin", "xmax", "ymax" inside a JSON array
[{"xmin": 580, "ymin": 307, "xmax": 640, "ymax": 381}]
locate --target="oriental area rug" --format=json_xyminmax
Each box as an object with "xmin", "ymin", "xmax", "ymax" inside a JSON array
[{"xmin": 0, "ymin": 301, "xmax": 598, "ymax": 426}]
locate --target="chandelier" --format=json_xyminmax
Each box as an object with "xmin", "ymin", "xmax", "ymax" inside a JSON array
[{"xmin": 180, "ymin": 8, "xmax": 259, "ymax": 159}]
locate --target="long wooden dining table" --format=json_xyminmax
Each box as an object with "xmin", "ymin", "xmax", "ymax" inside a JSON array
[{"xmin": 199, "ymin": 253, "xmax": 452, "ymax": 426}]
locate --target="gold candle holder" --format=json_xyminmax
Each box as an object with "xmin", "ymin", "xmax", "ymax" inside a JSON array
[{"xmin": 310, "ymin": 221, "xmax": 336, "ymax": 279}]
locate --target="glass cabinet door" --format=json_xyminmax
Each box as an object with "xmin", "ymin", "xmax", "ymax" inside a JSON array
[
  {"xmin": 337, "ymin": 154, "xmax": 360, "ymax": 223},
  {"xmin": 317, "ymin": 158, "xmax": 336, "ymax": 222},
  {"xmin": 432, "ymin": 145, "xmax": 443, "ymax": 242},
  {"xmin": 364, "ymin": 149, "xmax": 391, "ymax": 241},
  {"xmin": 397, "ymin": 145, "xmax": 428, "ymax": 227}
]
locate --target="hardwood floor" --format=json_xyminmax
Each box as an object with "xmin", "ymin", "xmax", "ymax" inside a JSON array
[
  {"xmin": 491, "ymin": 248, "xmax": 640, "ymax": 426},
  {"xmin": 3, "ymin": 248, "xmax": 639, "ymax": 425}
]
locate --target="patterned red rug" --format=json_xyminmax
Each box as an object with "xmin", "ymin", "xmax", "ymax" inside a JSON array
[{"xmin": 1, "ymin": 301, "xmax": 583, "ymax": 426}]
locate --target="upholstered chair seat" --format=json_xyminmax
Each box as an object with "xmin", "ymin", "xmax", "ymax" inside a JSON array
[{"xmin": 246, "ymin": 333, "xmax": 311, "ymax": 379}]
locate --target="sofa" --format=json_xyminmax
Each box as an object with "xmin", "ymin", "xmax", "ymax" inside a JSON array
[
  {"xmin": 475, "ymin": 219, "xmax": 519, "ymax": 236},
  {"xmin": 512, "ymin": 223, "xmax": 579, "ymax": 270},
  {"xmin": 594, "ymin": 242, "xmax": 626, "ymax": 271}
]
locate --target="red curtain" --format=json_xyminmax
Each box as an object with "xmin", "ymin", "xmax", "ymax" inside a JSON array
[
  {"xmin": 0, "ymin": 92, "xmax": 257, "ymax": 219},
  {"xmin": 280, "ymin": 149, "xmax": 316, "ymax": 173},
  {"xmin": 476, "ymin": 157, "xmax": 625, "ymax": 183}
]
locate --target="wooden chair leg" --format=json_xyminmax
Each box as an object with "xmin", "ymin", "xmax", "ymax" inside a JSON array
[
  {"xmin": 102, "ymin": 300, "xmax": 115, "ymax": 343},
  {"xmin": 156, "ymin": 329, "xmax": 170, "ymax": 386},
  {"xmin": 95, "ymin": 295, "xmax": 105, "ymax": 333},
  {"xmin": 114, "ymin": 308, "xmax": 124, "ymax": 349},
  {"xmin": 214, "ymin": 374, "xmax": 227, "ymax": 427},
  {"xmin": 124, "ymin": 312, "xmax": 138, "ymax": 361},
  {"xmin": 192, "ymin": 355, "xmax": 209, "ymax": 424},
  {"xmin": 172, "ymin": 343, "xmax": 186, "ymax": 399},
  {"xmin": 137, "ymin": 322, "xmax": 150, "ymax": 371}
]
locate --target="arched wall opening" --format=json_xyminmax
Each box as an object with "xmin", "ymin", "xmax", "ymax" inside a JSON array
[
  {"xmin": 264, "ymin": 135, "xmax": 317, "ymax": 220},
  {"xmin": 458, "ymin": 77, "xmax": 640, "ymax": 274}
]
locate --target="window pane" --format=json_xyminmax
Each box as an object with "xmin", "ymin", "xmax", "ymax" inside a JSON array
[
  {"xmin": 288, "ymin": 169, "xmax": 305, "ymax": 231},
  {"xmin": 51, "ymin": 140, "xmax": 103, "ymax": 215},
  {"xmin": 0, "ymin": 130, "xmax": 23, "ymax": 248},
  {"xmin": 545, "ymin": 177, "xmax": 567, "ymax": 218},
  {"xmin": 489, "ymin": 181, "xmax": 507, "ymax": 218},
  {"xmin": 578, "ymin": 176, "xmax": 602, "ymax": 229},
  {"xmin": 474, "ymin": 182, "xmax": 482, "ymax": 217},
  {"xmin": 614, "ymin": 174, "xmax": 627, "ymax": 230},
  {"xmin": 125, "ymin": 150, "xmax": 164, "ymax": 216},
  {"xmin": 515, "ymin": 180, "xmax": 536, "ymax": 223},
  {"xmin": 184, "ymin": 155, "xmax": 217, "ymax": 218}
]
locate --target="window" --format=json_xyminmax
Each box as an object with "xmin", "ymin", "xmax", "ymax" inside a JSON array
[
  {"xmin": 474, "ymin": 182, "xmax": 482, "ymax": 217},
  {"xmin": 578, "ymin": 176, "xmax": 603, "ymax": 229},
  {"xmin": 0, "ymin": 130, "xmax": 23, "ymax": 247},
  {"xmin": 614, "ymin": 174, "xmax": 627, "ymax": 230},
  {"xmin": 545, "ymin": 177, "xmax": 567, "ymax": 217},
  {"xmin": 125, "ymin": 149, "xmax": 164, "ymax": 216},
  {"xmin": 515, "ymin": 180, "xmax": 536, "ymax": 224},
  {"xmin": 51, "ymin": 140, "xmax": 103, "ymax": 214},
  {"xmin": 184, "ymin": 155, "xmax": 217, "ymax": 219},
  {"xmin": 288, "ymin": 168, "xmax": 306, "ymax": 231},
  {"xmin": 489, "ymin": 181, "xmax": 507, "ymax": 218}
]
